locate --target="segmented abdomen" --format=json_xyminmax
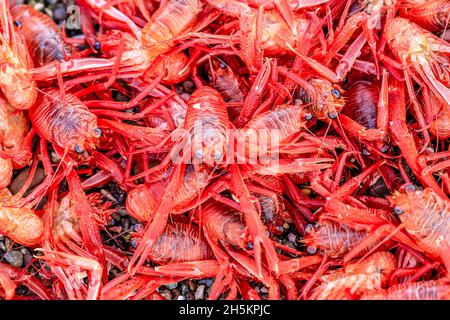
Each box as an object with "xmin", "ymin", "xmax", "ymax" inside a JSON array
[
  {"xmin": 304, "ymin": 220, "xmax": 367, "ymax": 257},
  {"xmin": 184, "ymin": 86, "xmax": 229, "ymax": 129},
  {"xmin": 392, "ymin": 189, "xmax": 450, "ymax": 257},
  {"xmin": 245, "ymin": 105, "xmax": 305, "ymax": 143},
  {"xmin": 11, "ymin": 5, "xmax": 65, "ymax": 66},
  {"xmin": 141, "ymin": 0, "xmax": 202, "ymax": 54},
  {"xmin": 403, "ymin": 0, "xmax": 450, "ymax": 33},
  {"xmin": 361, "ymin": 280, "xmax": 450, "ymax": 300},
  {"xmin": 201, "ymin": 201, "xmax": 247, "ymax": 248},
  {"xmin": 311, "ymin": 252, "xmax": 397, "ymax": 300},
  {"xmin": 29, "ymin": 89, "xmax": 98, "ymax": 151},
  {"xmin": 426, "ymin": 92, "xmax": 450, "ymax": 139},
  {"xmin": 150, "ymin": 223, "xmax": 213, "ymax": 263},
  {"xmin": 343, "ymin": 81, "xmax": 379, "ymax": 129},
  {"xmin": 126, "ymin": 166, "xmax": 209, "ymax": 222}
]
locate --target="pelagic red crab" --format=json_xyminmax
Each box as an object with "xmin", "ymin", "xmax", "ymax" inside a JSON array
[{"xmin": 0, "ymin": 0, "xmax": 450, "ymax": 300}]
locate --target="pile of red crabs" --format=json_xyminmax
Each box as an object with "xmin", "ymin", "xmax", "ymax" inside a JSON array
[{"xmin": 0, "ymin": 0, "xmax": 450, "ymax": 300}]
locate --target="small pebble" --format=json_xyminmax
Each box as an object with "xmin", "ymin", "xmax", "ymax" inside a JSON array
[
  {"xmin": 4, "ymin": 238, "xmax": 12, "ymax": 250},
  {"xmin": 187, "ymin": 280, "xmax": 196, "ymax": 291},
  {"xmin": 122, "ymin": 218, "xmax": 130, "ymax": 230},
  {"xmin": 176, "ymin": 86, "xmax": 184, "ymax": 95},
  {"xmin": 0, "ymin": 241, "xmax": 5, "ymax": 251},
  {"xmin": 165, "ymin": 282, "xmax": 178, "ymax": 290},
  {"xmin": 181, "ymin": 284, "xmax": 189, "ymax": 295},
  {"xmin": 195, "ymin": 285, "xmax": 205, "ymax": 300},
  {"xmin": 186, "ymin": 293, "xmax": 195, "ymax": 300},
  {"xmin": 182, "ymin": 81, "xmax": 195, "ymax": 93},
  {"xmin": 117, "ymin": 208, "xmax": 127, "ymax": 217},
  {"xmin": 129, "ymin": 217, "xmax": 139, "ymax": 225},
  {"xmin": 34, "ymin": 2, "xmax": 45, "ymax": 11},
  {"xmin": 110, "ymin": 184, "xmax": 126, "ymax": 204},
  {"xmin": 109, "ymin": 268, "xmax": 121, "ymax": 279},
  {"xmin": 111, "ymin": 213, "xmax": 121, "ymax": 222},
  {"xmin": 10, "ymin": 167, "xmax": 45, "ymax": 195},
  {"xmin": 260, "ymin": 287, "xmax": 269, "ymax": 294},
  {"xmin": 23, "ymin": 254, "xmax": 33, "ymax": 266},
  {"xmin": 53, "ymin": 7, "xmax": 67, "ymax": 21},
  {"xmin": 101, "ymin": 189, "xmax": 117, "ymax": 203},
  {"xmin": 180, "ymin": 93, "xmax": 191, "ymax": 102},
  {"xmin": 16, "ymin": 286, "xmax": 28, "ymax": 296},
  {"xmin": 44, "ymin": 8, "xmax": 53, "ymax": 18},
  {"xmin": 198, "ymin": 278, "xmax": 213, "ymax": 287},
  {"xmin": 4, "ymin": 251, "xmax": 24, "ymax": 267},
  {"xmin": 50, "ymin": 152, "xmax": 61, "ymax": 163},
  {"xmin": 177, "ymin": 295, "xmax": 186, "ymax": 300},
  {"xmin": 172, "ymin": 288, "xmax": 181, "ymax": 296},
  {"xmin": 288, "ymin": 233, "xmax": 296, "ymax": 243},
  {"xmin": 159, "ymin": 289, "xmax": 172, "ymax": 300}
]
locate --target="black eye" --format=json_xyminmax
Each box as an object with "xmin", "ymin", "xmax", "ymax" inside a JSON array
[
  {"xmin": 93, "ymin": 127, "xmax": 102, "ymax": 138},
  {"xmin": 379, "ymin": 143, "xmax": 389, "ymax": 153},
  {"xmin": 404, "ymin": 184, "xmax": 416, "ymax": 193},
  {"xmin": 219, "ymin": 61, "xmax": 227, "ymax": 69},
  {"xmin": 362, "ymin": 147, "xmax": 371, "ymax": 156},
  {"xmin": 305, "ymin": 224, "xmax": 315, "ymax": 233},
  {"xmin": 94, "ymin": 41, "xmax": 101, "ymax": 51},
  {"xmin": 74, "ymin": 144, "xmax": 85, "ymax": 154},
  {"xmin": 327, "ymin": 110, "xmax": 338, "ymax": 119},
  {"xmin": 307, "ymin": 246, "xmax": 317, "ymax": 255},
  {"xmin": 393, "ymin": 206, "xmax": 404, "ymax": 215},
  {"xmin": 331, "ymin": 89, "xmax": 341, "ymax": 99},
  {"xmin": 14, "ymin": 20, "xmax": 22, "ymax": 28}
]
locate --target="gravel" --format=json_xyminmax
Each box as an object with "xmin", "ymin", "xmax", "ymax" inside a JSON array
[
  {"xmin": 165, "ymin": 283, "xmax": 178, "ymax": 290},
  {"xmin": 195, "ymin": 285, "xmax": 205, "ymax": 300},
  {"xmin": 53, "ymin": 5, "xmax": 66, "ymax": 21},
  {"xmin": 10, "ymin": 167, "xmax": 45, "ymax": 195},
  {"xmin": 0, "ymin": 0, "xmax": 301, "ymax": 301},
  {"xmin": 4, "ymin": 251, "xmax": 24, "ymax": 267}
]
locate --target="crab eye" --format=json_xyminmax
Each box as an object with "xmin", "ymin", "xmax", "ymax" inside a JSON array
[
  {"xmin": 305, "ymin": 224, "xmax": 315, "ymax": 234},
  {"xmin": 74, "ymin": 144, "xmax": 85, "ymax": 154},
  {"xmin": 307, "ymin": 246, "xmax": 317, "ymax": 255},
  {"xmin": 331, "ymin": 89, "xmax": 341, "ymax": 99},
  {"xmin": 404, "ymin": 184, "xmax": 416, "ymax": 193},
  {"xmin": 93, "ymin": 127, "xmax": 103, "ymax": 138},
  {"xmin": 304, "ymin": 112, "xmax": 313, "ymax": 121},
  {"xmin": 327, "ymin": 110, "xmax": 338, "ymax": 119},
  {"xmin": 393, "ymin": 206, "xmax": 404, "ymax": 215},
  {"xmin": 218, "ymin": 60, "xmax": 227, "ymax": 69},
  {"xmin": 14, "ymin": 20, "xmax": 22, "ymax": 28},
  {"xmin": 94, "ymin": 41, "xmax": 101, "ymax": 51}
]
